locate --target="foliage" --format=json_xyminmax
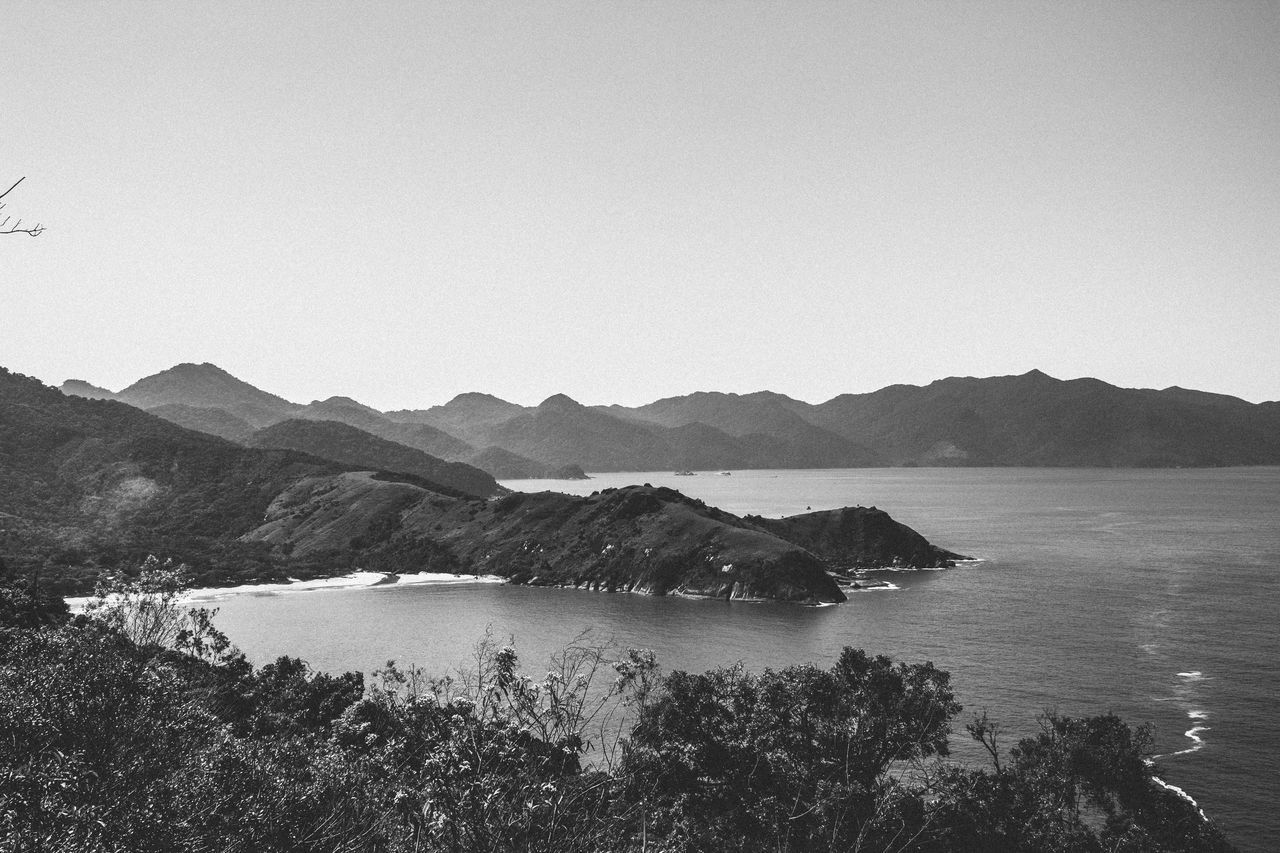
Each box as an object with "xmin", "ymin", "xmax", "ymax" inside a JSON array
[
  {"xmin": 919, "ymin": 712, "xmax": 1237, "ymax": 852},
  {"xmin": 618, "ymin": 648, "xmax": 962, "ymax": 852},
  {"xmin": 0, "ymin": 560, "xmax": 1238, "ymax": 852},
  {"xmin": 81, "ymin": 555, "xmax": 237, "ymax": 666}
]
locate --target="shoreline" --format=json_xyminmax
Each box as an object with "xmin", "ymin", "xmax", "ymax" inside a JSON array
[
  {"xmin": 64, "ymin": 559, "xmax": 978, "ymax": 611},
  {"xmin": 65, "ymin": 570, "xmax": 507, "ymax": 610}
]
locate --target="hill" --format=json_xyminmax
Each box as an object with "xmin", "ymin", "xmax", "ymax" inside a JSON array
[
  {"xmin": 482, "ymin": 394, "xmax": 678, "ymax": 470},
  {"xmin": 477, "ymin": 393, "xmax": 839, "ymax": 472},
  {"xmin": 116, "ymin": 362, "xmax": 299, "ymax": 428},
  {"xmin": 629, "ymin": 391, "xmax": 881, "ymax": 467},
  {"xmin": 1, "ymin": 368, "xmax": 337, "ymax": 589},
  {"xmin": 247, "ymin": 419, "xmax": 502, "ymax": 498},
  {"xmin": 58, "ymin": 379, "xmax": 118, "ymax": 400},
  {"xmin": 147, "ymin": 403, "xmax": 256, "ymax": 443},
  {"xmin": 387, "ymin": 392, "xmax": 527, "ymax": 446},
  {"xmin": 805, "ymin": 370, "xmax": 1280, "ymax": 466},
  {"xmin": 295, "ymin": 396, "xmax": 474, "ymax": 460},
  {"xmin": 466, "ymin": 445, "xmax": 591, "ymax": 480}
]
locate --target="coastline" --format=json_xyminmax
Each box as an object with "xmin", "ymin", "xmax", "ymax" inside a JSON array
[
  {"xmin": 63, "ymin": 560, "xmax": 973, "ymax": 612},
  {"xmin": 65, "ymin": 570, "xmax": 507, "ymax": 611}
]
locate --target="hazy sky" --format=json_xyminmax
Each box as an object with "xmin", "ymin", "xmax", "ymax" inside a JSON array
[{"xmin": 5, "ymin": 2, "xmax": 1278, "ymax": 408}]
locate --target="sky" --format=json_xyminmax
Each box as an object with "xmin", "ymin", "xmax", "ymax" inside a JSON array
[{"xmin": 4, "ymin": 2, "xmax": 1278, "ymax": 409}]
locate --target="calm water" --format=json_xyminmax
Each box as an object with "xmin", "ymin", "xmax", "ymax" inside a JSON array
[{"xmin": 209, "ymin": 468, "xmax": 1280, "ymax": 850}]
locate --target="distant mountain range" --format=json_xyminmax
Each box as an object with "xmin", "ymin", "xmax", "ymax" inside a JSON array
[{"xmin": 59, "ymin": 363, "xmax": 1280, "ymax": 472}]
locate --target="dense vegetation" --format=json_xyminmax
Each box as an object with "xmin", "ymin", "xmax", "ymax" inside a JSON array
[{"xmin": 0, "ymin": 563, "xmax": 1235, "ymax": 852}]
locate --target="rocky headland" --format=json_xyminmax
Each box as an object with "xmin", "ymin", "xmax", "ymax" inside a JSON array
[{"xmin": 242, "ymin": 478, "xmax": 967, "ymax": 605}]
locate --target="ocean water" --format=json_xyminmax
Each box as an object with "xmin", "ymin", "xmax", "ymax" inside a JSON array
[{"xmin": 208, "ymin": 467, "xmax": 1280, "ymax": 850}]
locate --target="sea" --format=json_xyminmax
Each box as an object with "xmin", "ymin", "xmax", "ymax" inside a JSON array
[{"xmin": 207, "ymin": 467, "xmax": 1280, "ymax": 850}]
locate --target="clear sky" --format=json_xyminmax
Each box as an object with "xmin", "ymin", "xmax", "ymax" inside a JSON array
[{"xmin": 4, "ymin": 2, "xmax": 1278, "ymax": 408}]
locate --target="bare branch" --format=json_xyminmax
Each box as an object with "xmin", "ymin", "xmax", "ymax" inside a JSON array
[
  {"xmin": 0, "ymin": 177, "xmax": 24, "ymax": 201},
  {"xmin": 0, "ymin": 177, "xmax": 45, "ymax": 235}
]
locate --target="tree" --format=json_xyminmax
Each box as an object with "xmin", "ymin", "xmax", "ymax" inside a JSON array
[
  {"xmin": 619, "ymin": 648, "xmax": 962, "ymax": 852},
  {"xmin": 82, "ymin": 555, "xmax": 238, "ymax": 666},
  {"xmin": 0, "ymin": 177, "xmax": 44, "ymax": 236}
]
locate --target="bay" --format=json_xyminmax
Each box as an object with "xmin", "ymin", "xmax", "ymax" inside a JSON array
[{"xmin": 208, "ymin": 467, "xmax": 1280, "ymax": 850}]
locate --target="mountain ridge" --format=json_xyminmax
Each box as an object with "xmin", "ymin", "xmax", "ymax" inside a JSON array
[{"xmin": 57, "ymin": 364, "xmax": 1280, "ymax": 471}]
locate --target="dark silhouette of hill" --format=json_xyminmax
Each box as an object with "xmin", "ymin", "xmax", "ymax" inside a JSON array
[{"xmin": 247, "ymin": 419, "xmax": 502, "ymax": 498}]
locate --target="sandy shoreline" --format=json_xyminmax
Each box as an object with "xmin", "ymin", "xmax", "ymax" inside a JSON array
[{"xmin": 65, "ymin": 570, "xmax": 507, "ymax": 610}]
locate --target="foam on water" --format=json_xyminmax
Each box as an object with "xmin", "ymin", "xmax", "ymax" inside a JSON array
[
  {"xmin": 1151, "ymin": 775, "xmax": 1209, "ymax": 822},
  {"xmin": 1153, "ymin": 704, "xmax": 1212, "ymax": 761}
]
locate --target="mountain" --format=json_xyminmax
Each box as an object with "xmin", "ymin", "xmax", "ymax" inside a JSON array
[
  {"xmin": 1, "ymin": 367, "xmax": 338, "ymax": 589},
  {"xmin": 116, "ymin": 362, "xmax": 299, "ymax": 428},
  {"xmin": 628, "ymin": 391, "xmax": 881, "ymax": 467},
  {"xmin": 805, "ymin": 370, "xmax": 1280, "ymax": 466},
  {"xmin": 147, "ymin": 403, "xmax": 256, "ymax": 444},
  {"xmin": 56, "ymin": 363, "xmax": 1280, "ymax": 471},
  {"xmin": 387, "ymin": 392, "xmax": 527, "ymax": 446},
  {"xmin": 294, "ymin": 397, "xmax": 473, "ymax": 460},
  {"xmin": 466, "ymin": 445, "xmax": 590, "ymax": 480},
  {"xmin": 481, "ymin": 394, "xmax": 678, "ymax": 470},
  {"xmin": 58, "ymin": 379, "xmax": 118, "ymax": 400},
  {"xmin": 247, "ymin": 419, "xmax": 502, "ymax": 498}
]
